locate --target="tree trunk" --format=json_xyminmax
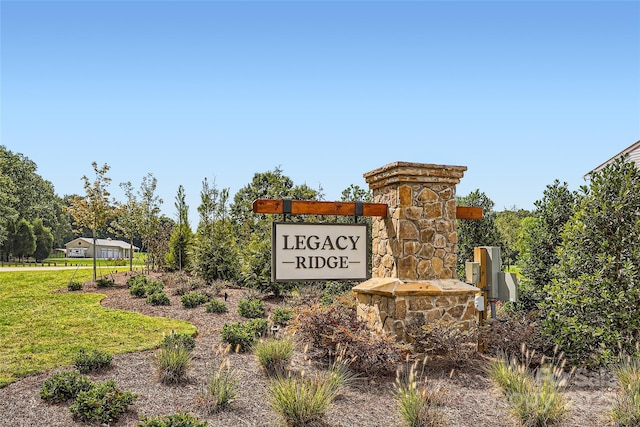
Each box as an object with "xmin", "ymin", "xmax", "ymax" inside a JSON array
[
  {"xmin": 92, "ymin": 228, "xmax": 97, "ymax": 283},
  {"xmin": 129, "ymin": 238, "xmax": 133, "ymax": 271}
]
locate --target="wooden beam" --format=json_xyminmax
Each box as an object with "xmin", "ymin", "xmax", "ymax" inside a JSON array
[
  {"xmin": 252, "ymin": 199, "xmax": 388, "ymax": 217},
  {"xmin": 456, "ymin": 206, "xmax": 483, "ymax": 220},
  {"xmin": 253, "ymin": 199, "xmax": 483, "ymax": 220}
]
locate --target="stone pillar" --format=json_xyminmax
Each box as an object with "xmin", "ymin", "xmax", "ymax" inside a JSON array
[
  {"xmin": 364, "ymin": 162, "xmax": 467, "ymax": 281},
  {"xmin": 353, "ymin": 162, "xmax": 479, "ymax": 343}
]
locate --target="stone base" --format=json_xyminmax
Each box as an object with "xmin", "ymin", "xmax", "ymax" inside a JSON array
[{"xmin": 353, "ymin": 278, "xmax": 480, "ymax": 343}]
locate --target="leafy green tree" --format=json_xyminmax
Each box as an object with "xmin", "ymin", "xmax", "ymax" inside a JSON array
[
  {"xmin": 517, "ymin": 180, "xmax": 577, "ymax": 311},
  {"xmin": 543, "ymin": 157, "xmax": 640, "ymax": 366},
  {"xmin": 456, "ymin": 190, "xmax": 503, "ymax": 277},
  {"xmin": 66, "ymin": 162, "xmax": 118, "ymax": 282},
  {"xmin": 495, "ymin": 207, "xmax": 532, "ymax": 268},
  {"xmin": 32, "ymin": 218, "xmax": 53, "ymax": 262},
  {"xmin": 166, "ymin": 185, "xmax": 192, "ymax": 271},
  {"xmin": 191, "ymin": 178, "xmax": 240, "ymax": 283},
  {"xmin": 111, "ymin": 181, "xmax": 142, "ymax": 271},
  {"xmin": 12, "ymin": 218, "xmax": 36, "ymax": 261},
  {"xmin": 0, "ymin": 173, "xmax": 18, "ymax": 257},
  {"xmin": 138, "ymin": 174, "xmax": 163, "ymax": 271}
]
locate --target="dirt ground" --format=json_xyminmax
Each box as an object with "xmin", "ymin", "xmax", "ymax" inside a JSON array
[{"xmin": 0, "ymin": 272, "xmax": 619, "ymax": 427}]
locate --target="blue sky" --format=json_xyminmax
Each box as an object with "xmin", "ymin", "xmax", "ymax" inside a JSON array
[{"xmin": 2, "ymin": 1, "xmax": 639, "ymax": 222}]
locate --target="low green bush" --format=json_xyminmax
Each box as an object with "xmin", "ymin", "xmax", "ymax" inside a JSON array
[
  {"xmin": 271, "ymin": 307, "xmax": 294, "ymax": 326},
  {"xmin": 147, "ymin": 291, "xmax": 171, "ymax": 306},
  {"xmin": 96, "ymin": 277, "xmax": 115, "ymax": 288},
  {"xmin": 67, "ymin": 280, "xmax": 83, "ymax": 291},
  {"xmin": 220, "ymin": 319, "xmax": 267, "ymax": 353},
  {"xmin": 40, "ymin": 370, "xmax": 92, "ymax": 403},
  {"xmin": 74, "ymin": 347, "xmax": 112, "ymax": 374},
  {"xmin": 146, "ymin": 280, "xmax": 164, "ymax": 295},
  {"xmin": 205, "ymin": 299, "xmax": 228, "ymax": 314},
  {"xmin": 139, "ymin": 412, "xmax": 208, "ymax": 427},
  {"xmin": 181, "ymin": 291, "xmax": 209, "ymax": 308},
  {"xmin": 130, "ymin": 282, "xmax": 148, "ymax": 298},
  {"xmin": 237, "ymin": 298, "xmax": 265, "ymax": 318},
  {"xmin": 69, "ymin": 380, "xmax": 137, "ymax": 423},
  {"xmin": 127, "ymin": 274, "xmax": 147, "ymax": 288},
  {"xmin": 161, "ymin": 331, "xmax": 196, "ymax": 352}
]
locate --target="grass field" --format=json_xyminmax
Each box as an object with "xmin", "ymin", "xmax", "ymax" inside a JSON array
[{"xmin": 0, "ymin": 269, "xmax": 195, "ymax": 387}]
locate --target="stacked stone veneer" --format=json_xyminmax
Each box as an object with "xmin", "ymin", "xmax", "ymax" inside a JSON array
[{"xmin": 353, "ymin": 162, "xmax": 480, "ymax": 343}]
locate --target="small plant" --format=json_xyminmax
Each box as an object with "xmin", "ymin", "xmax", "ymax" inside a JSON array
[
  {"xmin": 198, "ymin": 358, "xmax": 238, "ymax": 414},
  {"xmin": 410, "ymin": 318, "xmax": 478, "ymax": 367},
  {"xmin": 161, "ymin": 331, "xmax": 196, "ymax": 353},
  {"xmin": 181, "ymin": 291, "xmax": 209, "ymax": 308},
  {"xmin": 205, "ymin": 299, "xmax": 228, "ymax": 314},
  {"xmin": 139, "ymin": 412, "xmax": 208, "ymax": 427},
  {"xmin": 155, "ymin": 345, "xmax": 192, "ymax": 384},
  {"xmin": 69, "ymin": 380, "xmax": 137, "ymax": 423},
  {"xmin": 237, "ymin": 298, "xmax": 266, "ymax": 318},
  {"xmin": 147, "ymin": 291, "xmax": 171, "ymax": 306},
  {"xmin": 146, "ymin": 280, "xmax": 165, "ymax": 295},
  {"xmin": 67, "ymin": 280, "xmax": 83, "ymax": 291},
  {"xmin": 610, "ymin": 353, "xmax": 640, "ymax": 426},
  {"xmin": 220, "ymin": 319, "xmax": 267, "ymax": 353},
  {"xmin": 130, "ymin": 281, "xmax": 148, "ymax": 297},
  {"xmin": 267, "ymin": 372, "xmax": 338, "ymax": 427},
  {"xmin": 393, "ymin": 360, "xmax": 445, "ymax": 427},
  {"xmin": 254, "ymin": 338, "xmax": 295, "ymax": 375},
  {"xmin": 74, "ymin": 347, "xmax": 113, "ymax": 374},
  {"xmin": 40, "ymin": 370, "xmax": 93, "ymax": 403},
  {"xmin": 95, "ymin": 277, "xmax": 115, "ymax": 288},
  {"xmin": 325, "ymin": 349, "xmax": 359, "ymax": 396},
  {"xmin": 127, "ymin": 274, "xmax": 147, "ymax": 288},
  {"xmin": 487, "ymin": 345, "xmax": 571, "ymax": 427},
  {"xmin": 271, "ymin": 307, "xmax": 294, "ymax": 326}
]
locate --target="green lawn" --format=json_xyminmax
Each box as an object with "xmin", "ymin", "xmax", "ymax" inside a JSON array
[{"xmin": 0, "ymin": 269, "xmax": 195, "ymax": 387}]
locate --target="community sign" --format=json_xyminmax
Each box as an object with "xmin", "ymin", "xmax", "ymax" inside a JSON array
[{"xmin": 272, "ymin": 222, "xmax": 369, "ymax": 282}]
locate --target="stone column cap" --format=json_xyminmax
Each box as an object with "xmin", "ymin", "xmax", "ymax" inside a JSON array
[
  {"xmin": 353, "ymin": 277, "xmax": 480, "ymax": 297},
  {"xmin": 364, "ymin": 162, "xmax": 467, "ymax": 189}
]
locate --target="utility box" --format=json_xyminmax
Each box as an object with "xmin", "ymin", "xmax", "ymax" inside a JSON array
[
  {"xmin": 465, "ymin": 261, "xmax": 480, "ymax": 285},
  {"xmin": 497, "ymin": 272, "xmax": 519, "ymax": 302},
  {"xmin": 474, "ymin": 246, "xmax": 518, "ymax": 302}
]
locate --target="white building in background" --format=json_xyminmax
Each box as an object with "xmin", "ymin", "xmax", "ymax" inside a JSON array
[{"xmin": 64, "ymin": 237, "xmax": 139, "ymax": 259}]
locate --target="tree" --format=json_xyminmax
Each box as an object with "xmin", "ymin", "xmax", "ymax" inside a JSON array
[
  {"xmin": 191, "ymin": 178, "xmax": 239, "ymax": 283},
  {"xmin": 495, "ymin": 207, "xmax": 532, "ymax": 268},
  {"xmin": 542, "ymin": 157, "xmax": 640, "ymax": 366},
  {"xmin": 111, "ymin": 181, "xmax": 142, "ymax": 271},
  {"xmin": 11, "ymin": 218, "xmax": 35, "ymax": 261},
  {"xmin": 66, "ymin": 162, "xmax": 118, "ymax": 282},
  {"xmin": 32, "ymin": 218, "xmax": 53, "ymax": 262},
  {"xmin": 517, "ymin": 180, "xmax": 577, "ymax": 311},
  {"xmin": 456, "ymin": 190, "xmax": 503, "ymax": 277},
  {"xmin": 166, "ymin": 185, "xmax": 192, "ymax": 271},
  {"xmin": 138, "ymin": 174, "xmax": 163, "ymax": 271}
]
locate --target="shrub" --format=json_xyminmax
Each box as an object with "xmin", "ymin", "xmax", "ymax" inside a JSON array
[
  {"xmin": 610, "ymin": 353, "xmax": 640, "ymax": 426},
  {"xmin": 146, "ymin": 280, "xmax": 165, "ymax": 295},
  {"xmin": 237, "ymin": 298, "xmax": 265, "ymax": 318},
  {"xmin": 161, "ymin": 331, "xmax": 196, "ymax": 353},
  {"xmin": 254, "ymin": 338, "xmax": 295, "ymax": 375},
  {"xmin": 320, "ymin": 281, "xmax": 354, "ymax": 306},
  {"xmin": 130, "ymin": 282, "xmax": 148, "ymax": 298},
  {"xmin": 148, "ymin": 291, "xmax": 171, "ymax": 306},
  {"xmin": 205, "ymin": 299, "xmax": 228, "ymax": 314},
  {"xmin": 267, "ymin": 372, "xmax": 338, "ymax": 427},
  {"xmin": 155, "ymin": 345, "xmax": 192, "ymax": 384},
  {"xmin": 409, "ymin": 319, "xmax": 478, "ymax": 367},
  {"xmin": 139, "ymin": 412, "xmax": 208, "ymax": 427},
  {"xmin": 293, "ymin": 296, "xmax": 405, "ymax": 376},
  {"xmin": 393, "ymin": 360, "xmax": 445, "ymax": 427},
  {"xmin": 127, "ymin": 274, "xmax": 148, "ymax": 288},
  {"xmin": 96, "ymin": 277, "xmax": 115, "ymax": 288},
  {"xmin": 271, "ymin": 307, "xmax": 294, "ymax": 326},
  {"xmin": 220, "ymin": 319, "xmax": 267, "ymax": 353},
  {"xmin": 40, "ymin": 370, "xmax": 93, "ymax": 403},
  {"xmin": 74, "ymin": 347, "xmax": 113, "ymax": 374},
  {"xmin": 198, "ymin": 359, "xmax": 238, "ymax": 414},
  {"xmin": 181, "ymin": 291, "xmax": 209, "ymax": 308},
  {"xmin": 486, "ymin": 347, "xmax": 572, "ymax": 427},
  {"xmin": 69, "ymin": 380, "xmax": 137, "ymax": 423},
  {"xmin": 67, "ymin": 280, "xmax": 83, "ymax": 291}
]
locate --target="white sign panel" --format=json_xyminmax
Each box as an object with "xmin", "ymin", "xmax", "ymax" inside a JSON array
[{"xmin": 272, "ymin": 223, "xmax": 368, "ymax": 281}]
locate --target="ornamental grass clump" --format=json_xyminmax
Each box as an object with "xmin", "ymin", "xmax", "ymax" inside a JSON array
[
  {"xmin": 267, "ymin": 372, "xmax": 338, "ymax": 427},
  {"xmin": 198, "ymin": 358, "xmax": 238, "ymax": 414},
  {"xmin": 392, "ymin": 359, "xmax": 445, "ymax": 427},
  {"xmin": 610, "ymin": 352, "xmax": 640, "ymax": 426},
  {"xmin": 155, "ymin": 345, "xmax": 193, "ymax": 384},
  {"xmin": 254, "ymin": 337, "xmax": 295, "ymax": 375},
  {"xmin": 487, "ymin": 345, "xmax": 572, "ymax": 427}
]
